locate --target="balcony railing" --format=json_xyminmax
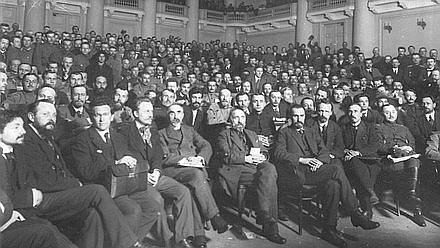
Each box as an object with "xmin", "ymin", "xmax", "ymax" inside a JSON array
[
  {"xmin": 309, "ymin": 0, "xmax": 352, "ymax": 10},
  {"xmin": 157, "ymin": 2, "xmax": 188, "ymax": 17},
  {"xmin": 201, "ymin": 3, "xmax": 296, "ymax": 24},
  {"xmin": 106, "ymin": 0, "xmax": 143, "ymax": 9}
]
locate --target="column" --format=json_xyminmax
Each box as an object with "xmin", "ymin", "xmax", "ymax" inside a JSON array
[
  {"xmin": 24, "ymin": 0, "xmax": 46, "ymax": 33},
  {"xmin": 142, "ymin": 0, "xmax": 157, "ymax": 37},
  {"xmin": 186, "ymin": 0, "xmax": 199, "ymax": 42},
  {"xmin": 353, "ymin": 0, "xmax": 375, "ymax": 55},
  {"xmin": 86, "ymin": 0, "xmax": 104, "ymax": 35},
  {"xmin": 225, "ymin": 26, "xmax": 236, "ymax": 44},
  {"xmin": 295, "ymin": 0, "xmax": 313, "ymax": 46}
]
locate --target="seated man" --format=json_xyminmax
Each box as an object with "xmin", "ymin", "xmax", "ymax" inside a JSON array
[
  {"xmin": 217, "ymin": 108, "xmax": 286, "ymax": 244},
  {"xmin": 341, "ymin": 103, "xmax": 381, "ymax": 219},
  {"xmin": 274, "ymin": 104, "xmax": 380, "ymax": 248},
  {"xmin": 118, "ymin": 97, "xmax": 201, "ymax": 248},
  {"xmin": 0, "ymin": 110, "xmax": 76, "ymax": 248},
  {"xmin": 158, "ymin": 104, "xmax": 229, "ymax": 236},
  {"xmin": 376, "ymin": 104, "xmax": 425, "ymax": 227},
  {"xmin": 70, "ymin": 98, "xmax": 173, "ymax": 246},
  {"xmin": 13, "ymin": 100, "xmax": 145, "ymax": 248}
]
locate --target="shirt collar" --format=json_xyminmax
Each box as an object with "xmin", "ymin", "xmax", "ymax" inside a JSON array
[
  {"xmin": 72, "ymin": 105, "xmax": 84, "ymax": 113},
  {"xmin": 95, "ymin": 128, "xmax": 110, "ymax": 142},
  {"xmin": 0, "ymin": 141, "xmax": 13, "ymax": 155}
]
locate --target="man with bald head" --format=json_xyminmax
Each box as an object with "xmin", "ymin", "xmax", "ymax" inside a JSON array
[{"xmin": 217, "ymin": 108, "xmax": 286, "ymax": 244}]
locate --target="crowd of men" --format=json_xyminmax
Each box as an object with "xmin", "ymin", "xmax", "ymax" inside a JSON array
[{"xmin": 1, "ymin": 21, "xmax": 440, "ymax": 248}]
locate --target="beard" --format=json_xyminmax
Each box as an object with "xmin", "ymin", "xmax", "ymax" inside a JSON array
[
  {"xmin": 170, "ymin": 118, "xmax": 181, "ymax": 126},
  {"xmin": 318, "ymin": 115, "xmax": 327, "ymax": 123},
  {"xmin": 293, "ymin": 121, "xmax": 304, "ymax": 129},
  {"xmin": 34, "ymin": 121, "xmax": 56, "ymax": 139},
  {"xmin": 113, "ymin": 101, "xmax": 123, "ymax": 111}
]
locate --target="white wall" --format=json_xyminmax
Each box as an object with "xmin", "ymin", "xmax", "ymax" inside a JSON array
[
  {"xmin": 379, "ymin": 5, "xmax": 440, "ymax": 57},
  {"xmin": 245, "ymin": 27, "xmax": 295, "ymax": 48}
]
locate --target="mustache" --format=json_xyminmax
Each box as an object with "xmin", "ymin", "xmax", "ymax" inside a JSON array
[{"xmin": 318, "ymin": 116, "xmax": 327, "ymax": 123}]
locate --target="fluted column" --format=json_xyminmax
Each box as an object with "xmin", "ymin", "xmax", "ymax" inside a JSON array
[
  {"xmin": 353, "ymin": 0, "xmax": 376, "ymax": 54},
  {"xmin": 86, "ymin": 0, "xmax": 104, "ymax": 35},
  {"xmin": 295, "ymin": 0, "xmax": 313, "ymax": 45},
  {"xmin": 186, "ymin": 0, "xmax": 199, "ymax": 42},
  {"xmin": 142, "ymin": 0, "xmax": 157, "ymax": 37},
  {"xmin": 24, "ymin": 0, "xmax": 46, "ymax": 33}
]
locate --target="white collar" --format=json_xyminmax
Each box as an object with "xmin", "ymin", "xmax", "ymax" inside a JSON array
[
  {"xmin": 95, "ymin": 128, "xmax": 110, "ymax": 142},
  {"xmin": 0, "ymin": 141, "xmax": 13, "ymax": 155}
]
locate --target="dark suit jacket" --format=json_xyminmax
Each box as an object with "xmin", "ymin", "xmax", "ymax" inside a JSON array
[
  {"xmin": 14, "ymin": 125, "xmax": 80, "ymax": 195},
  {"xmin": 307, "ymin": 119, "xmax": 344, "ymax": 159},
  {"xmin": 70, "ymin": 127, "xmax": 147, "ymax": 186},
  {"xmin": 274, "ymin": 126, "xmax": 331, "ymax": 185},
  {"xmin": 409, "ymin": 111, "xmax": 440, "ymax": 152},
  {"xmin": 386, "ymin": 67, "xmax": 405, "ymax": 82},
  {"xmin": 118, "ymin": 122, "xmax": 163, "ymax": 172},
  {"xmin": 183, "ymin": 106, "xmax": 207, "ymax": 136},
  {"xmin": 0, "ymin": 149, "xmax": 33, "ymax": 210},
  {"xmin": 0, "ymin": 188, "xmax": 12, "ymax": 227},
  {"xmin": 217, "ymin": 128, "xmax": 268, "ymax": 198},
  {"xmin": 247, "ymin": 74, "xmax": 273, "ymax": 93},
  {"xmin": 361, "ymin": 67, "xmax": 383, "ymax": 81},
  {"xmin": 341, "ymin": 121, "xmax": 379, "ymax": 158},
  {"xmin": 158, "ymin": 125, "xmax": 212, "ymax": 167},
  {"xmin": 262, "ymin": 101, "xmax": 290, "ymax": 119}
]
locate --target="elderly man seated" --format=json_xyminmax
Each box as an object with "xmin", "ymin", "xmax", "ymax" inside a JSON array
[{"xmin": 217, "ymin": 108, "xmax": 286, "ymax": 244}]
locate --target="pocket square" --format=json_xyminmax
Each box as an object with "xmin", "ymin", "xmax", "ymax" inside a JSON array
[{"xmin": 97, "ymin": 149, "xmax": 103, "ymax": 154}]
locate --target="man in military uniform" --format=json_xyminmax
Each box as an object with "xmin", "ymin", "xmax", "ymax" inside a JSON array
[
  {"xmin": 2, "ymin": 73, "xmax": 38, "ymax": 110},
  {"xmin": 376, "ymin": 104, "xmax": 426, "ymax": 227}
]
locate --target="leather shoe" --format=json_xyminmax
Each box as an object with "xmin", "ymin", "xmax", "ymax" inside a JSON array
[
  {"xmin": 129, "ymin": 241, "xmax": 148, "ymax": 248},
  {"xmin": 192, "ymin": 235, "xmax": 207, "ymax": 248},
  {"xmin": 265, "ymin": 233, "xmax": 286, "ymax": 244},
  {"xmin": 351, "ymin": 210, "xmax": 380, "ymax": 230},
  {"xmin": 211, "ymin": 214, "xmax": 230, "ymax": 234},
  {"xmin": 322, "ymin": 227, "xmax": 347, "ymax": 248},
  {"xmin": 362, "ymin": 209, "xmax": 373, "ymax": 220},
  {"xmin": 172, "ymin": 239, "xmax": 191, "ymax": 248},
  {"xmin": 278, "ymin": 208, "xmax": 289, "ymax": 221},
  {"xmin": 413, "ymin": 209, "xmax": 426, "ymax": 227}
]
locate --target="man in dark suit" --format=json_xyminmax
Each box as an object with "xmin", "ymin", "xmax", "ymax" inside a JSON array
[
  {"xmin": 246, "ymin": 94, "xmax": 276, "ymax": 141},
  {"xmin": 158, "ymin": 104, "xmax": 229, "ymax": 236},
  {"xmin": 307, "ymin": 101, "xmax": 345, "ymax": 161},
  {"xmin": 360, "ymin": 58, "xmax": 383, "ymax": 83},
  {"xmin": 0, "ymin": 110, "xmax": 77, "ymax": 248},
  {"xmin": 247, "ymin": 66, "xmax": 273, "ymax": 93},
  {"xmin": 386, "ymin": 58, "xmax": 405, "ymax": 83},
  {"xmin": 70, "ymin": 98, "xmax": 174, "ymax": 247},
  {"xmin": 341, "ymin": 103, "xmax": 381, "ymax": 220},
  {"xmin": 14, "ymin": 100, "xmax": 144, "ymax": 248},
  {"xmin": 119, "ymin": 97, "xmax": 201, "ymax": 248},
  {"xmin": 217, "ymin": 109, "xmax": 286, "ymax": 244},
  {"xmin": 183, "ymin": 87, "xmax": 206, "ymax": 137},
  {"xmin": 409, "ymin": 95, "xmax": 440, "ymax": 153},
  {"xmin": 274, "ymin": 104, "xmax": 380, "ymax": 248}
]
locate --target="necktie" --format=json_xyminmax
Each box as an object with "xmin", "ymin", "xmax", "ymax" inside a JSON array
[
  {"xmin": 428, "ymin": 115, "xmax": 434, "ymax": 127},
  {"xmin": 321, "ymin": 125, "xmax": 327, "ymax": 143},
  {"xmin": 104, "ymin": 132, "xmax": 110, "ymax": 144},
  {"xmin": 76, "ymin": 111, "xmax": 82, "ymax": 118},
  {"xmin": 4, "ymin": 152, "xmax": 14, "ymax": 162},
  {"xmin": 139, "ymin": 127, "xmax": 152, "ymax": 147}
]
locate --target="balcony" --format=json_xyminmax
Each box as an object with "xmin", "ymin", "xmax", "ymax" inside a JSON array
[
  {"xmin": 307, "ymin": 0, "xmax": 354, "ymax": 23},
  {"xmin": 368, "ymin": 0, "xmax": 440, "ymax": 14},
  {"xmin": 106, "ymin": 0, "xmax": 143, "ymax": 10},
  {"xmin": 156, "ymin": 1, "xmax": 188, "ymax": 17}
]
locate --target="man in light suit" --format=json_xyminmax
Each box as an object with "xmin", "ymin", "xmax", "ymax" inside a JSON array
[
  {"xmin": 274, "ymin": 104, "xmax": 380, "ymax": 248},
  {"xmin": 217, "ymin": 108, "xmax": 286, "ymax": 244},
  {"xmin": 360, "ymin": 58, "xmax": 383, "ymax": 83},
  {"xmin": 159, "ymin": 104, "xmax": 229, "ymax": 237}
]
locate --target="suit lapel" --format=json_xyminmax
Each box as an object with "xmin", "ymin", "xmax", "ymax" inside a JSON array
[
  {"xmin": 26, "ymin": 126, "xmax": 56, "ymax": 163},
  {"xmin": 355, "ymin": 122, "xmax": 366, "ymax": 146},
  {"xmin": 130, "ymin": 123, "xmax": 148, "ymax": 160},
  {"xmin": 230, "ymin": 130, "xmax": 245, "ymax": 152},
  {"xmin": 289, "ymin": 127, "xmax": 308, "ymax": 154}
]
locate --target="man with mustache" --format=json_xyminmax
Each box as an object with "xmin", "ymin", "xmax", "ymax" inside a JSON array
[
  {"xmin": 183, "ymin": 87, "xmax": 206, "ymax": 136},
  {"xmin": 159, "ymin": 104, "xmax": 230, "ymax": 239},
  {"xmin": 58, "ymin": 85, "xmax": 92, "ymax": 135},
  {"xmin": 88, "ymin": 75, "xmax": 113, "ymax": 103},
  {"xmin": 13, "ymin": 100, "xmax": 145, "ymax": 248},
  {"xmin": 112, "ymin": 83, "xmax": 134, "ymax": 126},
  {"xmin": 274, "ymin": 104, "xmax": 380, "ymax": 248},
  {"xmin": 341, "ymin": 103, "xmax": 381, "ymax": 221},
  {"xmin": 217, "ymin": 108, "xmax": 286, "ymax": 244},
  {"xmin": 376, "ymin": 104, "xmax": 425, "ymax": 227},
  {"xmin": 410, "ymin": 95, "xmax": 440, "ymax": 153},
  {"xmin": 0, "ymin": 109, "xmax": 77, "ymax": 248}
]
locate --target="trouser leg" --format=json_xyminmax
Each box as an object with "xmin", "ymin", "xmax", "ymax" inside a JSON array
[{"xmin": 155, "ymin": 175, "xmax": 195, "ymax": 242}]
